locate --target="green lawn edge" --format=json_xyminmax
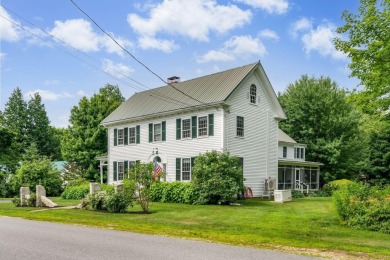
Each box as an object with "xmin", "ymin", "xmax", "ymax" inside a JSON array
[{"xmin": 0, "ymin": 197, "xmax": 389, "ymax": 259}]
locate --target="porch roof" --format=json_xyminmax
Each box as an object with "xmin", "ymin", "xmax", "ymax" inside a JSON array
[{"xmin": 278, "ymin": 159, "xmax": 323, "ymax": 167}]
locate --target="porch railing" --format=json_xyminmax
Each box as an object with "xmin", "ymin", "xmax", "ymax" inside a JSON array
[{"xmin": 295, "ymin": 180, "xmax": 309, "ymax": 193}]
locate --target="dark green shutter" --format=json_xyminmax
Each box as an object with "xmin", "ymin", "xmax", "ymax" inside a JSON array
[
  {"xmin": 176, "ymin": 158, "xmax": 181, "ymax": 181},
  {"xmin": 208, "ymin": 114, "xmax": 214, "ymax": 136},
  {"xmin": 191, "ymin": 157, "xmax": 196, "ymax": 179},
  {"xmin": 136, "ymin": 125, "xmax": 140, "ymax": 144},
  {"xmin": 124, "ymin": 161, "xmax": 128, "ymax": 177},
  {"xmin": 192, "ymin": 116, "xmax": 197, "ymax": 138},
  {"xmin": 176, "ymin": 118, "xmax": 181, "ymax": 140},
  {"xmin": 162, "ymin": 121, "xmax": 166, "ymax": 141},
  {"xmin": 149, "ymin": 123, "xmax": 153, "ymax": 143},
  {"xmin": 113, "ymin": 161, "xmax": 118, "ymax": 181},
  {"xmin": 238, "ymin": 157, "xmax": 244, "ymax": 171},
  {"xmin": 124, "ymin": 127, "xmax": 128, "ymax": 145},
  {"xmin": 114, "ymin": 129, "xmax": 117, "ymax": 146}
]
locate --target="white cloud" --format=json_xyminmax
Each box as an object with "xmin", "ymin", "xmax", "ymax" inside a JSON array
[
  {"xmin": 128, "ymin": 0, "xmax": 252, "ymax": 45},
  {"xmin": 301, "ymin": 23, "xmax": 347, "ymax": 60},
  {"xmin": 49, "ymin": 19, "xmax": 133, "ymax": 55},
  {"xmin": 101, "ymin": 59, "xmax": 134, "ymax": 79},
  {"xmin": 290, "ymin": 17, "xmax": 312, "ymax": 38},
  {"xmin": 197, "ymin": 35, "xmax": 267, "ymax": 63},
  {"xmin": 0, "ymin": 52, "xmax": 6, "ymax": 61},
  {"xmin": 0, "ymin": 6, "xmax": 21, "ymax": 41},
  {"xmin": 235, "ymin": 0, "xmax": 289, "ymax": 14},
  {"xmin": 259, "ymin": 29, "xmax": 279, "ymax": 41},
  {"xmin": 49, "ymin": 19, "xmax": 100, "ymax": 52},
  {"xmin": 24, "ymin": 89, "xmax": 72, "ymax": 101},
  {"xmin": 76, "ymin": 90, "xmax": 88, "ymax": 97},
  {"xmin": 137, "ymin": 36, "xmax": 178, "ymax": 53}
]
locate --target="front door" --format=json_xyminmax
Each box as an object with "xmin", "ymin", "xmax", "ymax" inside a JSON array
[{"xmin": 295, "ymin": 169, "xmax": 301, "ymax": 189}]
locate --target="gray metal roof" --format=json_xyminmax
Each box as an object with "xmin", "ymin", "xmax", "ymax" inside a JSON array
[
  {"xmin": 101, "ymin": 62, "xmax": 284, "ymax": 125},
  {"xmin": 278, "ymin": 129, "xmax": 297, "ymax": 144}
]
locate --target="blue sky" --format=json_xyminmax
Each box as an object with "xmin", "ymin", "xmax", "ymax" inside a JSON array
[{"xmin": 0, "ymin": 0, "xmax": 361, "ymax": 127}]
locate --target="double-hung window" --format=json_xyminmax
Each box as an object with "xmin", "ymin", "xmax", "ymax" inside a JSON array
[
  {"xmin": 117, "ymin": 129, "xmax": 124, "ymax": 145},
  {"xmin": 283, "ymin": 146, "xmax": 287, "ymax": 158},
  {"xmin": 154, "ymin": 123, "xmax": 161, "ymax": 142},
  {"xmin": 182, "ymin": 119, "xmax": 191, "ymax": 139},
  {"xmin": 294, "ymin": 147, "xmax": 305, "ymax": 159},
  {"xmin": 250, "ymin": 84, "xmax": 257, "ymax": 104},
  {"xmin": 198, "ymin": 116, "xmax": 208, "ymax": 137},
  {"xmin": 236, "ymin": 116, "xmax": 244, "ymax": 137},
  {"xmin": 128, "ymin": 127, "xmax": 136, "ymax": 144},
  {"xmin": 182, "ymin": 158, "xmax": 191, "ymax": 181},
  {"xmin": 118, "ymin": 162, "xmax": 124, "ymax": 181}
]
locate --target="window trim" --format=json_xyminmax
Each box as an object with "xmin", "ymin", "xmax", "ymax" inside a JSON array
[
  {"xmin": 128, "ymin": 127, "xmax": 136, "ymax": 144},
  {"xmin": 198, "ymin": 116, "xmax": 208, "ymax": 137},
  {"xmin": 117, "ymin": 129, "xmax": 124, "ymax": 146},
  {"xmin": 153, "ymin": 123, "xmax": 162, "ymax": 142},
  {"xmin": 181, "ymin": 158, "xmax": 192, "ymax": 181},
  {"xmin": 236, "ymin": 116, "xmax": 244, "ymax": 137},
  {"xmin": 182, "ymin": 118, "xmax": 191, "ymax": 139},
  {"xmin": 250, "ymin": 84, "xmax": 257, "ymax": 104}
]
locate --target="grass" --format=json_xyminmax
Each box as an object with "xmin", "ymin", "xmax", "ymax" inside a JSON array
[{"xmin": 0, "ymin": 197, "xmax": 389, "ymax": 259}]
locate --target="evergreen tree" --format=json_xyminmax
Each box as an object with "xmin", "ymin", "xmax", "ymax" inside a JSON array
[{"xmin": 61, "ymin": 84, "xmax": 124, "ymax": 181}]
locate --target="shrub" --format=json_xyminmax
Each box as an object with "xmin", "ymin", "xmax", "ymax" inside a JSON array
[
  {"xmin": 81, "ymin": 191, "xmax": 108, "ymax": 211},
  {"xmin": 333, "ymin": 182, "xmax": 390, "ymax": 233},
  {"xmin": 27, "ymin": 192, "xmax": 36, "ymax": 207},
  {"xmin": 322, "ymin": 179, "xmax": 353, "ymax": 196},
  {"xmin": 150, "ymin": 182, "xmax": 197, "ymax": 204},
  {"xmin": 100, "ymin": 183, "xmax": 115, "ymax": 193},
  {"xmin": 291, "ymin": 190, "xmax": 305, "ymax": 198},
  {"xmin": 61, "ymin": 184, "xmax": 89, "ymax": 199},
  {"xmin": 65, "ymin": 178, "xmax": 89, "ymax": 188},
  {"xmin": 12, "ymin": 196, "xmax": 21, "ymax": 207},
  {"xmin": 105, "ymin": 192, "xmax": 132, "ymax": 213},
  {"xmin": 192, "ymin": 150, "xmax": 244, "ymax": 205}
]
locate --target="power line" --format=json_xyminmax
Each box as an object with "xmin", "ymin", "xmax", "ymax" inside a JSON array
[
  {"xmin": 0, "ymin": 8, "xmax": 190, "ymax": 107},
  {"xmin": 69, "ymin": 0, "xmax": 205, "ymax": 105}
]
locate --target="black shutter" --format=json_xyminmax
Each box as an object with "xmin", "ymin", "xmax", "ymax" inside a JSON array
[
  {"xmin": 162, "ymin": 121, "xmax": 166, "ymax": 141},
  {"xmin": 124, "ymin": 161, "xmax": 128, "ymax": 177},
  {"xmin": 124, "ymin": 127, "xmax": 128, "ymax": 145},
  {"xmin": 208, "ymin": 114, "xmax": 214, "ymax": 136},
  {"xmin": 114, "ymin": 129, "xmax": 117, "ymax": 146},
  {"xmin": 113, "ymin": 161, "xmax": 118, "ymax": 181},
  {"xmin": 176, "ymin": 158, "xmax": 181, "ymax": 181},
  {"xmin": 176, "ymin": 118, "xmax": 181, "ymax": 140},
  {"xmin": 136, "ymin": 125, "xmax": 140, "ymax": 144},
  {"xmin": 149, "ymin": 123, "xmax": 153, "ymax": 143},
  {"xmin": 192, "ymin": 116, "xmax": 197, "ymax": 138}
]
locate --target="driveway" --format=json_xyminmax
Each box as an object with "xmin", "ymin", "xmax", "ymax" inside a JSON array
[{"xmin": 0, "ymin": 217, "xmax": 322, "ymax": 260}]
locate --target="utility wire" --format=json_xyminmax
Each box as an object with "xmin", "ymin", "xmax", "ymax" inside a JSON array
[
  {"xmin": 0, "ymin": 8, "xmax": 190, "ymax": 107},
  {"xmin": 70, "ymin": 0, "xmax": 205, "ymax": 105}
]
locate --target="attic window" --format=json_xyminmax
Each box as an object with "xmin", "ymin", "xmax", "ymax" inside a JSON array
[{"xmin": 250, "ymin": 84, "xmax": 257, "ymax": 104}]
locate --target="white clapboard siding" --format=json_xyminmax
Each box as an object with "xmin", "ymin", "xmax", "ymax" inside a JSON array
[
  {"xmin": 107, "ymin": 107, "xmax": 224, "ymax": 184},
  {"xmin": 224, "ymin": 70, "xmax": 279, "ymax": 197}
]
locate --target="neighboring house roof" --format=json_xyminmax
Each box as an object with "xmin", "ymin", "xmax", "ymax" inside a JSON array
[
  {"xmin": 101, "ymin": 61, "xmax": 285, "ymax": 126},
  {"xmin": 278, "ymin": 129, "xmax": 297, "ymax": 144}
]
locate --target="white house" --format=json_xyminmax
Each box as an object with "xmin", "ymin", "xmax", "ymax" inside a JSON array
[{"xmin": 100, "ymin": 62, "xmax": 321, "ymax": 197}]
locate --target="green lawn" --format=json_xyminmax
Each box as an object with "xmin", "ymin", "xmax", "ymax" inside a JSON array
[{"xmin": 0, "ymin": 197, "xmax": 389, "ymax": 259}]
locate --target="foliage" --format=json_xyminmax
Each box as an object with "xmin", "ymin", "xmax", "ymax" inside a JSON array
[
  {"xmin": 12, "ymin": 196, "xmax": 21, "ymax": 207},
  {"xmin": 123, "ymin": 162, "xmax": 161, "ymax": 213},
  {"xmin": 12, "ymin": 143, "xmax": 63, "ymax": 196},
  {"xmin": 364, "ymin": 118, "xmax": 390, "ymax": 185},
  {"xmin": 61, "ymin": 184, "xmax": 89, "ymax": 199},
  {"xmin": 150, "ymin": 182, "xmax": 197, "ymax": 204},
  {"xmin": 191, "ymin": 150, "xmax": 244, "ymax": 205},
  {"xmin": 65, "ymin": 177, "xmax": 89, "ymax": 188},
  {"xmin": 100, "ymin": 183, "xmax": 115, "ymax": 193},
  {"xmin": 81, "ymin": 190, "xmax": 131, "ymax": 213},
  {"xmin": 62, "ymin": 163, "xmax": 85, "ymax": 183},
  {"xmin": 334, "ymin": 0, "xmax": 390, "ymax": 114},
  {"xmin": 61, "ymin": 84, "xmax": 124, "ymax": 181},
  {"xmin": 0, "ymin": 125, "xmax": 20, "ymax": 176},
  {"xmin": 333, "ymin": 182, "xmax": 390, "ymax": 233},
  {"xmin": 291, "ymin": 190, "xmax": 305, "ymax": 198},
  {"xmin": 27, "ymin": 192, "xmax": 37, "ymax": 207},
  {"xmin": 278, "ymin": 75, "xmax": 366, "ymax": 182},
  {"xmin": 105, "ymin": 191, "xmax": 132, "ymax": 213},
  {"xmin": 322, "ymin": 179, "xmax": 354, "ymax": 196}
]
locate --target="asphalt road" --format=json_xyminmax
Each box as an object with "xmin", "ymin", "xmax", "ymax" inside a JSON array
[{"xmin": 0, "ymin": 217, "xmax": 322, "ymax": 260}]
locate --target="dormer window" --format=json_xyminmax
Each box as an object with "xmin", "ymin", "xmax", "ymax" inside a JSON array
[{"xmin": 250, "ymin": 84, "xmax": 257, "ymax": 104}]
